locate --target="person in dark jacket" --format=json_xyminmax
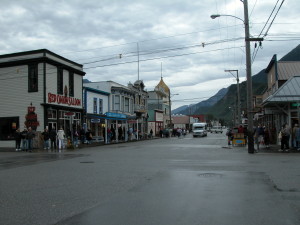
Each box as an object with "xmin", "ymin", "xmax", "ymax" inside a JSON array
[
  {"xmin": 49, "ymin": 128, "xmax": 57, "ymax": 151},
  {"xmin": 21, "ymin": 128, "xmax": 28, "ymax": 151},
  {"xmin": 27, "ymin": 127, "xmax": 35, "ymax": 152},
  {"xmin": 15, "ymin": 128, "xmax": 22, "ymax": 151},
  {"xmin": 42, "ymin": 128, "xmax": 50, "ymax": 150}
]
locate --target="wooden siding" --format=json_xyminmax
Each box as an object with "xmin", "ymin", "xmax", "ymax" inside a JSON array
[
  {"xmin": 0, "ymin": 63, "xmax": 45, "ymax": 131},
  {"xmin": 45, "ymin": 63, "xmax": 83, "ymax": 108},
  {"xmin": 86, "ymin": 91, "xmax": 109, "ymax": 114}
]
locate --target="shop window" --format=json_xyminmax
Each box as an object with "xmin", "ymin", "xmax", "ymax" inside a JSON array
[
  {"xmin": 57, "ymin": 68, "xmax": 63, "ymax": 95},
  {"xmin": 48, "ymin": 109, "xmax": 57, "ymax": 119},
  {"xmin": 0, "ymin": 117, "xmax": 19, "ymax": 140},
  {"xmin": 99, "ymin": 99, "xmax": 103, "ymax": 114},
  {"xmin": 28, "ymin": 64, "xmax": 38, "ymax": 92},
  {"xmin": 75, "ymin": 112, "xmax": 81, "ymax": 120},
  {"xmin": 69, "ymin": 72, "xmax": 74, "ymax": 97},
  {"xmin": 93, "ymin": 98, "xmax": 97, "ymax": 114}
]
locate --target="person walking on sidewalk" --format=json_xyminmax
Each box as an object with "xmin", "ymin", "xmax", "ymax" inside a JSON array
[
  {"xmin": 14, "ymin": 128, "xmax": 22, "ymax": 151},
  {"xmin": 57, "ymin": 127, "xmax": 65, "ymax": 152}
]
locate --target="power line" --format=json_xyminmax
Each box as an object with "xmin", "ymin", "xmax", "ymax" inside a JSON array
[{"xmin": 84, "ymin": 46, "xmax": 243, "ymax": 69}]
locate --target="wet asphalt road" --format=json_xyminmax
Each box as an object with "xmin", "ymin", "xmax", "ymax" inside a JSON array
[{"xmin": 0, "ymin": 133, "xmax": 300, "ymax": 225}]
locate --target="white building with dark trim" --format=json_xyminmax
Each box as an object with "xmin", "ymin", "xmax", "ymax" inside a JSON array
[{"xmin": 0, "ymin": 49, "xmax": 85, "ymax": 148}]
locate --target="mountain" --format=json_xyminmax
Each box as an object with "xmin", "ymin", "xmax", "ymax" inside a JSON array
[
  {"xmin": 280, "ymin": 44, "xmax": 300, "ymax": 61},
  {"xmin": 172, "ymin": 105, "xmax": 190, "ymax": 114},
  {"xmin": 172, "ymin": 87, "xmax": 228, "ymax": 115},
  {"xmin": 83, "ymin": 79, "xmax": 92, "ymax": 83}
]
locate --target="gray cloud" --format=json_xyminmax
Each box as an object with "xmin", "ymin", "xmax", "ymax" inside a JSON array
[{"xmin": 0, "ymin": 0, "xmax": 299, "ymax": 109}]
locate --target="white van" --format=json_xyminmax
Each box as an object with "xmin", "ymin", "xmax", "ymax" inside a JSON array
[{"xmin": 192, "ymin": 123, "xmax": 207, "ymax": 137}]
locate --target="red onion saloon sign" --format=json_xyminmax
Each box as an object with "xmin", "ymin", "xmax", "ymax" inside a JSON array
[{"xmin": 48, "ymin": 93, "xmax": 81, "ymax": 106}]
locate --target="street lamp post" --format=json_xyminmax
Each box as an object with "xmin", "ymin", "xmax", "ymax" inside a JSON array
[
  {"xmin": 168, "ymin": 93, "xmax": 179, "ymax": 129},
  {"xmin": 225, "ymin": 69, "xmax": 241, "ymax": 126},
  {"xmin": 211, "ymin": 0, "xmax": 262, "ymax": 153}
]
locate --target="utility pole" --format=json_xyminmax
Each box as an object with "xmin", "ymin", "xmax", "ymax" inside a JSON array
[
  {"xmin": 225, "ymin": 69, "xmax": 241, "ymax": 126},
  {"xmin": 243, "ymin": 0, "xmax": 254, "ymax": 153}
]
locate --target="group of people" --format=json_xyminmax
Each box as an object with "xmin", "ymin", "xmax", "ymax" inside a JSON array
[
  {"xmin": 278, "ymin": 123, "xmax": 300, "ymax": 152},
  {"xmin": 15, "ymin": 126, "xmax": 68, "ymax": 152},
  {"xmin": 253, "ymin": 124, "xmax": 271, "ymax": 151},
  {"xmin": 40, "ymin": 127, "xmax": 66, "ymax": 152},
  {"xmin": 14, "ymin": 127, "xmax": 35, "ymax": 152}
]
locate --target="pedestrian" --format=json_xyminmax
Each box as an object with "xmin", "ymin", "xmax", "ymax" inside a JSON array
[
  {"xmin": 150, "ymin": 129, "xmax": 153, "ymax": 138},
  {"xmin": 49, "ymin": 127, "xmax": 57, "ymax": 151},
  {"xmin": 254, "ymin": 124, "xmax": 264, "ymax": 152},
  {"xmin": 226, "ymin": 129, "xmax": 233, "ymax": 146},
  {"xmin": 118, "ymin": 126, "xmax": 123, "ymax": 141},
  {"xmin": 27, "ymin": 127, "xmax": 35, "ymax": 152},
  {"xmin": 85, "ymin": 129, "xmax": 92, "ymax": 144},
  {"xmin": 21, "ymin": 128, "xmax": 28, "ymax": 151},
  {"xmin": 80, "ymin": 127, "xmax": 85, "ymax": 144},
  {"xmin": 295, "ymin": 124, "xmax": 300, "ymax": 151},
  {"xmin": 14, "ymin": 128, "xmax": 22, "ymax": 151},
  {"xmin": 42, "ymin": 128, "xmax": 50, "ymax": 150},
  {"xmin": 57, "ymin": 127, "xmax": 65, "ymax": 152},
  {"xmin": 107, "ymin": 128, "xmax": 112, "ymax": 143},
  {"xmin": 263, "ymin": 126, "xmax": 270, "ymax": 149},
  {"xmin": 292, "ymin": 124, "xmax": 299, "ymax": 149},
  {"xmin": 279, "ymin": 124, "xmax": 290, "ymax": 152},
  {"xmin": 73, "ymin": 129, "xmax": 79, "ymax": 147}
]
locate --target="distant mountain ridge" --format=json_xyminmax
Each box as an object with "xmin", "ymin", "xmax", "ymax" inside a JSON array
[{"xmin": 172, "ymin": 88, "xmax": 228, "ymax": 115}]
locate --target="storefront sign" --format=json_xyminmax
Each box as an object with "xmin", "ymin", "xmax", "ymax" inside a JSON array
[
  {"xmin": 105, "ymin": 112, "xmax": 126, "ymax": 119},
  {"xmin": 48, "ymin": 93, "xmax": 81, "ymax": 106},
  {"xmin": 91, "ymin": 119, "xmax": 100, "ymax": 123},
  {"xmin": 24, "ymin": 104, "xmax": 40, "ymax": 130}
]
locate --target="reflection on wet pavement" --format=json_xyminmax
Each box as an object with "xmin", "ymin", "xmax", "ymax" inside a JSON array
[{"xmin": 0, "ymin": 153, "xmax": 86, "ymax": 170}]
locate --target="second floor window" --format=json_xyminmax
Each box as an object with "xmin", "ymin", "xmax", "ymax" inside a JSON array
[
  {"xmin": 124, "ymin": 98, "xmax": 129, "ymax": 112},
  {"xmin": 69, "ymin": 72, "xmax": 74, "ymax": 97},
  {"xmin": 114, "ymin": 95, "xmax": 120, "ymax": 111},
  {"xmin": 93, "ymin": 98, "xmax": 97, "ymax": 114},
  {"xmin": 57, "ymin": 68, "xmax": 63, "ymax": 95},
  {"xmin": 99, "ymin": 99, "xmax": 103, "ymax": 114},
  {"xmin": 28, "ymin": 64, "xmax": 38, "ymax": 92}
]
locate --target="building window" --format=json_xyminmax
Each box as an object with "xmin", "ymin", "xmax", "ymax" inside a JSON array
[
  {"xmin": 121, "ymin": 96, "xmax": 125, "ymax": 112},
  {"xmin": 124, "ymin": 97, "xmax": 129, "ymax": 112},
  {"xmin": 99, "ymin": 99, "xmax": 103, "ymax": 114},
  {"xmin": 47, "ymin": 109, "xmax": 57, "ymax": 119},
  {"xmin": 0, "ymin": 117, "xmax": 19, "ymax": 140},
  {"xmin": 69, "ymin": 72, "xmax": 74, "ymax": 97},
  {"xmin": 57, "ymin": 68, "xmax": 63, "ymax": 95},
  {"xmin": 114, "ymin": 95, "xmax": 120, "ymax": 111},
  {"xmin": 28, "ymin": 64, "xmax": 38, "ymax": 92},
  {"xmin": 93, "ymin": 98, "xmax": 97, "ymax": 114}
]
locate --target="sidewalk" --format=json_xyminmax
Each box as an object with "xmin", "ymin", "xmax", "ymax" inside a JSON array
[
  {"xmin": 0, "ymin": 137, "xmax": 158, "ymax": 153},
  {"xmin": 229, "ymin": 143, "xmax": 300, "ymax": 153}
]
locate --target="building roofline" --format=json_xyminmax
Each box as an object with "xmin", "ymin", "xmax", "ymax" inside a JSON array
[{"xmin": 0, "ymin": 49, "xmax": 83, "ymax": 68}]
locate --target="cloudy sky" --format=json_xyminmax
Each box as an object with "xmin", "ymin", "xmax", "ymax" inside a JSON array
[{"xmin": 1, "ymin": 0, "xmax": 299, "ymax": 109}]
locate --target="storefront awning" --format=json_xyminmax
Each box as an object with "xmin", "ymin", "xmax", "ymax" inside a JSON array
[
  {"xmin": 87, "ymin": 114, "xmax": 127, "ymax": 121},
  {"xmin": 263, "ymin": 76, "xmax": 300, "ymax": 106}
]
